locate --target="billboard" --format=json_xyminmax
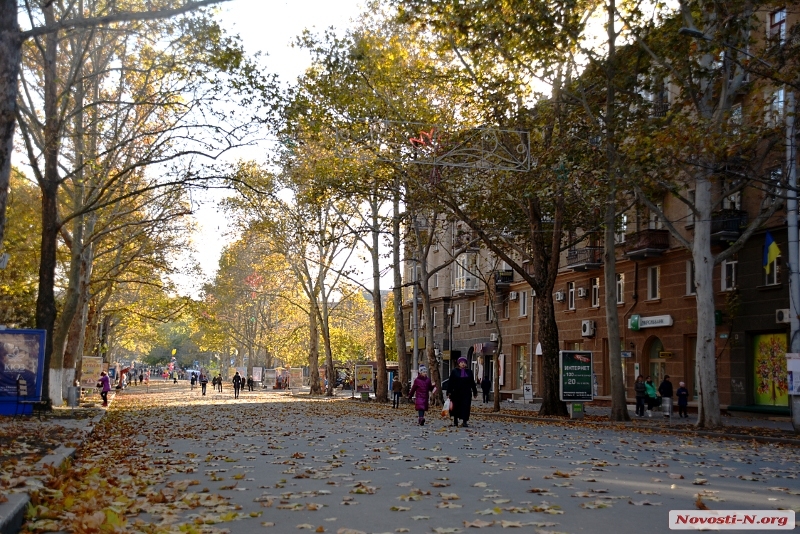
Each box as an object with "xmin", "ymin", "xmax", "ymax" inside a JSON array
[
  {"xmin": 264, "ymin": 368, "xmax": 277, "ymax": 385},
  {"xmin": 80, "ymin": 357, "xmax": 103, "ymax": 388},
  {"xmin": 289, "ymin": 367, "xmax": 303, "ymax": 388},
  {"xmin": 559, "ymin": 351, "xmax": 593, "ymax": 402},
  {"xmin": 0, "ymin": 329, "xmax": 46, "ymax": 415},
  {"xmin": 252, "ymin": 367, "xmax": 262, "ymax": 382},
  {"xmin": 355, "ymin": 365, "xmax": 374, "ymax": 393}
]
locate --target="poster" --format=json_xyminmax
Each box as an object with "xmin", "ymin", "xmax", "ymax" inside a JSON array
[
  {"xmin": 355, "ymin": 365, "xmax": 374, "ymax": 392},
  {"xmin": 80, "ymin": 357, "xmax": 103, "ymax": 388},
  {"xmin": 753, "ymin": 333, "xmax": 788, "ymax": 406},
  {"xmin": 252, "ymin": 367, "xmax": 262, "ymax": 382},
  {"xmin": 0, "ymin": 329, "xmax": 46, "ymax": 415},
  {"xmin": 264, "ymin": 368, "xmax": 277, "ymax": 385},
  {"xmin": 559, "ymin": 351, "xmax": 594, "ymax": 402},
  {"xmin": 787, "ymin": 354, "xmax": 800, "ymax": 396},
  {"xmin": 289, "ymin": 368, "xmax": 303, "ymax": 388}
]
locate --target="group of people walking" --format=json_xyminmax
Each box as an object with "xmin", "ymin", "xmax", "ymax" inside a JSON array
[{"xmin": 634, "ymin": 374, "xmax": 689, "ymax": 418}]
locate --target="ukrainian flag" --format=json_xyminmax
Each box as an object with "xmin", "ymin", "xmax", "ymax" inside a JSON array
[{"xmin": 764, "ymin": 231, "xmax": 780, "ymax": 274}]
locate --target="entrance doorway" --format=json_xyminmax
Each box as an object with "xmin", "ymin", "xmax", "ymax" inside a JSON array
[{"xmin": 646, "ymin": 336, "xmax": 667, "ymax": 386}]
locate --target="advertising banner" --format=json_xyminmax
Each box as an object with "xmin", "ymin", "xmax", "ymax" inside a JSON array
[
  {"xmin": 0, "ymin": 329, "xmax": 46, "ymax": 415},
  {"xmin": 289, "ymin": 368, "xmax": 303, "ymax": 388},
  {"xmin": 355, "ymin": 365, "xmax": 374, "ymax": 392},
  {"xmin": 252, "ymin": 367, "xmax": 262, "ymax": 382},
  {"xmin": 80, "ymin": 357, "xmax": 103, "ymax": 388},
  {"xmin": 559, "ymin": 351, "xmax": 594, "ymax": 402},
  {"xmin": 264, "ymin": 368, "xmax": 277, "ymax": 385}
]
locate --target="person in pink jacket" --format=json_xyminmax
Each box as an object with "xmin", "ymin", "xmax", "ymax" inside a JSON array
[
  {"xmin": 409, "ymin": 365, "xmax": 436, "ymax": 426},
  {"xmin": 98, "ymin": 371, "xmax": 111, "ymax": 407}
]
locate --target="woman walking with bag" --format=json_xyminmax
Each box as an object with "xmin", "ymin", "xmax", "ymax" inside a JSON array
[
  {"xmin": 446, "ymin": 357, "xmax": 478, "ymax": 428},
  {"xmin": 409, "ymin": 366, "xmax": 436, "ymax": 426}
]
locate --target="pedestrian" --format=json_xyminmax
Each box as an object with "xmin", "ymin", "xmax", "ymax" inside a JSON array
[
  {"xmin": 199, "ymin": 372, "xmax": 208, "ymax": 396},
  {"xmin": 217, "ymin": 375, "xmax": 223, "ymax": 392},
  {"xmin": 480, "ymin": 375, "xmax": 491, "ymax": 404},
  {"xmin": 676, "ymin": 381, "xmax": 689, "ymax": 418},
  {"xmin": 446, "ymin": 357, "xmax": 478, "ymax": 428},
  {"xmin": 232, "ymin": 372, "xmax": 242, "ymax": 399},
  {"xmin": 634, "ymin": 375, "xmax": 646, "ymax": 417},
  {"xmin": 392, "ymin": 376, "xmax": 402, "ymax": 408},
  {"xmin": 247, "ymin": 375, "xmax": 254, "ymax": 392},
  {"xmin": 409, "ymin": 366, "xmax": 436, "ymax": 425},
  {"xmin": 658, "ymin": 375, "xmax": 673, "ymax": 418},
  {"xmin": 139, "ymin": 371, "xmax": 143, "ymax": 384},
  {"xmin": 644, "ymin": 376, "xmax": 658, "ymax": 417},
  {"xmin": 97, "ymin": 371, "xmax": 111, "ymax": 407},
  {"xmin": 190, "ymin": 373, "xmax": 197, "ymax": 390}
]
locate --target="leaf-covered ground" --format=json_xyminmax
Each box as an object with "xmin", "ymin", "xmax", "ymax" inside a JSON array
[{"xmin": 5, "ymin": 383, "xmax": 800, "ymax": 533}]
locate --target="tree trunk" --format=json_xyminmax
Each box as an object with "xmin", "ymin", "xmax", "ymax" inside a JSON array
[
  {"xmin": 308, "ymin": 308, "xmax": 322, "ymax": 394},
  {"xmin": 371, "ymin": 200, "xmax": 388, "ymax": 402},
  {"xmin": 693, "ymin": 171, "xmax": 721, "ymax": 428},
  {"xmin": 393, "ymin": 180, "xmax": 409, "ymax": 396},
  {"xmin": 537, "ymin": 294, "xmax": 568, "ymax": 416},
  {"xmin": 0, "ymin": 0, "xmax": 20, "ymax": 249}
]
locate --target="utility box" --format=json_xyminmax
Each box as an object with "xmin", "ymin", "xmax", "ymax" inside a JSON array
[
  {"xmin": 567, "ymin": 402, "xmax": 584, "ymax": 419},
  {"xmin": 360, "ymin": 392, "xmax": 370, "ymax": 401},
  {"xmin": 67, "ymin": 386, "xmax": 80, "ymax": 407}
]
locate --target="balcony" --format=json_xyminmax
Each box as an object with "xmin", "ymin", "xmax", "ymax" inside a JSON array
[
  {"xmin": 453, "ymin": 276, "xmax": 480, "ymax": 296},
  {"xmin": 711, "ymin": 209, "xmax": 748, "ymax": 243},
  {"xmin": 566, "ymin": 246, "xmax": 603, "ymax": 271},
  {"xmin": 624, "ymin": 229, "xmax": 670, "ymax": 260},
  {"xmin": 493, "ymin": 270, "xmax": 514, "ymax": 288}
]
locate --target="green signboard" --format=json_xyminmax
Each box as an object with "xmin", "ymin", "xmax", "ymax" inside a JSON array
[{"xmin": 559, "ymin": 351, "xmax": 594, "ymax": 402}]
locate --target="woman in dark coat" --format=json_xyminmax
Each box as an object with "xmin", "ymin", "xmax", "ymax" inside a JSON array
[
  {"xmin": 447, "ymin": 357, "xmax": 478, "ymax": 427},
  {"xmin": 409, "ymin": 366, "xmax": 436, "ymax": 426}
]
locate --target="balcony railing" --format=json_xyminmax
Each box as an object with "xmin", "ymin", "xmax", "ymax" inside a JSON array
[
  {"xmin": 453, "ymin": 276, "xmax": 480, "ymax": 295},
  {"xmin": 566, "ymin": 246, "xmax": 604, "ymax": 271},
  {"xmin": 624, "ymin": 229, "xmax": 670, "ymax": 260},
  {"xmin": 711, "ymin": 209, "xmax": 748, "ymax": 243},
  {"xmin": 493, "ymin": 270, "xmax": 514, "ymax": 287}
]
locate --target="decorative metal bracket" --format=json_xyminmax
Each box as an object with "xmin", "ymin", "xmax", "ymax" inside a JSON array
[{"xmin": 335, "ymin": 119, "xmax": 531, "ymax": 172}]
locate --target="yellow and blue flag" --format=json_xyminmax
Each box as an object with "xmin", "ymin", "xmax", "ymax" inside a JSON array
[{"xmin": 764, "ymin": 231, "xmax": 780, "ymax": 274}]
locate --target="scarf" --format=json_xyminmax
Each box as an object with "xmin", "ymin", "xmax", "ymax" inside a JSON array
[{"xmin": 460, "ymin": 368, "xmax": 467, "ymax": 377}]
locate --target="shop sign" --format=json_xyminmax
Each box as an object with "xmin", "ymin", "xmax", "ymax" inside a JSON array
[
  {"xmin": 628, "ymin": 314, "xmax": 673, "ymax": 331},
  {"xmin": 559, "ymin": 351, "xmax": 593, "ymax": 402}
]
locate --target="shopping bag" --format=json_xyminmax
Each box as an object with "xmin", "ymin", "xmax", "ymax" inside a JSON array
[{"xmin": 441, "ymin": 398, "xmax": 451, "ymax": 417}]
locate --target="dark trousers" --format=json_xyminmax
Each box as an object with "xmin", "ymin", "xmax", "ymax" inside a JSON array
[
  {"xmin": 393, "ymin": 392, "xmax": 401, "ymax": 407},
  {"xmin": 234, "ymin": 386, "xmax": 240, "ymax": 398},
  {"xmin": 201, "ymin": 383, "xmax": 207, "ymax": 395},
  {"xmin": 482, "ymin": 390, "xmax": 490, "ymax": 403},
  {"xmin": 101, "ymin": 390, "xmax": 108, "ymax": 405},
  {"xmin": 678, "ymin": 404, "xmax": 688, "ymax": 417},
  {"xmin": 635, "ymin": 396, "xmax": 645, "ymax": 416},
  {"xmin": 646, "ymin": 396, "xmax": 658, "ymax": 411}
]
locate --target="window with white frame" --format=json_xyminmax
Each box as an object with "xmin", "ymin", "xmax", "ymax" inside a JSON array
[
  {"xmin": 616, "ymin": 273, "xmax": 625, "ymax": 304},
  {"xmin": 486, "ymin": 305, "xmax": 495, "ymax": 323},
  {"xmin": 433, "ymin": 307, "xmax": 438, "ymax": 327},
  {"xmin": 615, "ymin": 214, "xmax": 627, "ymax": 244},
  {"xmin": 520, "ymin": 290, "xmax": 528, "ymax": 317},
  {"xmin": 454, "ymin": 303, "xmax": 461, "ymax": 326},
  {"xmin": 503, "ymin": 300, "xmax": 510, "ymax": 319},
  {"xmin": 567, "ymin": 281, "xmax": 575, "ymax": 310},
  {"xmin": 647, "ymin": 266, "xmax": 660, "ymax": 300},
  {"xmin": 769, "ymin": 8, "xmax": 786, "ymax": 43},
  {"xmin": 686, "ymin": 260, "xmax": 696, "ymax": 295},
  {"xmin": 454, "ymin": 253, "xmax": 477, "ymax": 293},
  {"xmin": 469, "ymin": 301, "xmax": 476, "ymax": 324},
  {"xmin": 649, "ymin": 204, "xmax": 664, "ymax": 230},
  {"xmin": 768, "ymin": 87, "xmax": 785, "ymax": 127},
  {"xmin": 590, "ymin": 277, "xmax": 600, "ymax": 307},
  {"xmin": 432, "ymin": 273, "xmax": 439, "ymax": 288},
  {"xmin": 722, "ymin": 258, "xmax": 737, "ymax": 291},
  {"xmin": 765, "ymin": 255, "xmax": 782, "ymax": 286}
]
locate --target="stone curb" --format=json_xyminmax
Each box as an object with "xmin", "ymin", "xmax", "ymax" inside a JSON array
[
  {"xmin": 0, "ymin": 399, "xmax": 108, "ymax": 534},
  {"xmin": 473, "ymin": 411, "xmax": 800, "ymax": 446}
]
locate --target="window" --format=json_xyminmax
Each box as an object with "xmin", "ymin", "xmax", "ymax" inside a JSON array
[
  {"xmin": 567, "ymin": 282, "xmax": 575, "ymax": 310},
  {"xmin": 769, "ymin": 8, "xmax": 786, "ymax": 43},
  {"xmin": 454, "ymin": 253, "xmax": 477, "ymax": 293},
  {"xmin": 765, "ymin": 255, "xmax": 782, "ymax": 286},
  {"xmin": 433, "ymin": 307, "xmax": 438, "ymax": 327},
  {"xmin": 649, "ymin": 204, "xmax": 664, "ymax": 230},
  {"xmin": 616, "ymin": 273, "xmax": 625, "ymax": 304},
  {"xmin": 454, "ymin": 304, "xmax": 461, "ymax": 326},
  {"xmin": 686, "ymin": 260, "xmax": 696, "ymax": 295},
  {"xmin": 687, "ymin": 190, "xmax": 696, "ymax": 226},
  {"xmin": 515, "ymin": 345, "xmax": 528, "ymax": 389},
  {"xmin": 503, "ymin": 300, "xmax": 510, "ymax": 319},
  {"xmin": 768, "ymin": 87, "xmax": 785, "ymax": 126},
  {"xmin": 520, "ymin": 290, "xmax": 528, "ymax": 317},
  {"xmin": 432, "ymin": 273, "xmax": 439, "ymax": 289},
  {"xmin": 469, "ymin": 301, "xmax": 476, "ymax": 324},
  {"xmin": 590, "ymin": 277, "xmax": 600, "ymax": 307},
  {"xmin": 730, "ymin": 104, "xmax": 742, "ymax": 135},
  {"xmin": 647, "ymin": 266, "xmax": 660, "ymax": 300},
  {"xmin": 486, "ymin": 305, "xmax": 495, "ymax": 323},
  {"xmin": 722, "ymin": 258, "xmax": 737, "ymax": 291},
  {"xmin": 615, "ymin": 214, "xmax": 627, "ymax": 244}
]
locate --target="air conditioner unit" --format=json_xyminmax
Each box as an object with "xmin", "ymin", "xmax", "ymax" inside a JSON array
[
  {"xmin": 577, "ymin": 287, "xmax": 587, "ymax": 298},
  {"xmin": 581, "ymin": 319, "xmax": 596, "ymax": 337},
  {"xmin": 776, "ymin": 309, "xmax": 791, "ymax": 324},
  {"xmin": 555, "ymin": 291, "xmax": 565, "ymax": 302},
  {"xmin": 509, "ymin": 291, "xmax": 519, "ymax": 301},
  {"xmin": 489, "ymin": 333, "xmax": 498, "ymax": 342}
]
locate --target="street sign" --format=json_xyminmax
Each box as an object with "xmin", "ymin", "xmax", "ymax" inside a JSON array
[{"xmin": 559, "ymin": 351, "xmax": 594, "ymax": 402}]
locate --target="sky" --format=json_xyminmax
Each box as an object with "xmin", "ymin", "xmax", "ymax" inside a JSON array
[{"xmin": 182, "ymin": 0, "xmax": 367, "ymax": 293}]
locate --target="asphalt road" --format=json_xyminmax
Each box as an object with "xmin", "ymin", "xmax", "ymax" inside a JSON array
[{"xmin": 22, "ymin": 383, "xmax": 800, "ymax": 534}]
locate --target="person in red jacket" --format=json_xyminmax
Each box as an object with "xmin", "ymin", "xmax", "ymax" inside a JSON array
[{"xmin": 409, "ymin": 366, "xmax": 436, "ymax": 426}]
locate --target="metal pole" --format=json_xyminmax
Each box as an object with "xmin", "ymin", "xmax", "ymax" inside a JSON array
[{"xmin": 786, "ymin": 89, "xmax": 800, "ymax": 433}]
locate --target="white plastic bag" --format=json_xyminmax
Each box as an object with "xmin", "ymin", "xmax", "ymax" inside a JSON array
[{"xmin": 441, "ymin": 398, "xmax": 451, "ymax": 417}]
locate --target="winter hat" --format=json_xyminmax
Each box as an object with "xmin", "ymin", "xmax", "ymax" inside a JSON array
[
  {"xmin": 679, "ymin": 382, "xmax": 685, "ymax": 387},
  {"xmin": 418, "ymin": 365, "xmax": 428, "ymax": 374},
  {"xmin": 457, "ymin": 357, "xmax": 468, "ymax": 365}
]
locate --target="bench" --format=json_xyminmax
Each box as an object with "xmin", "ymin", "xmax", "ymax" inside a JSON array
[{"xmin": 16, "ymin": 377, "xmax": 51, "ymax": 419}]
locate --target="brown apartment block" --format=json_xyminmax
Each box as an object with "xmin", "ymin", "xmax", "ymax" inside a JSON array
[{"xmin": 402, "ymin": 5, "xmax": 797, "ymax": 415}]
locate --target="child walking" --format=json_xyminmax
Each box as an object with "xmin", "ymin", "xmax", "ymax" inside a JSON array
[
  {"xmin": 676, "ymin": 381, "xmax": 689, "ymax": 418},
  {"xmin": 409, "ymin": 366, "xmax": 436, "ymax": 426}
]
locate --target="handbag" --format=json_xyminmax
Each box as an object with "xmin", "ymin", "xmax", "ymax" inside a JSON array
[
  {"xmin": 96, "ymin": 381, "xmax": 102, "ymax": 388},
  {"xmin": 441, "ymin": 398, "xmax": 451, "ymax": 417}
]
